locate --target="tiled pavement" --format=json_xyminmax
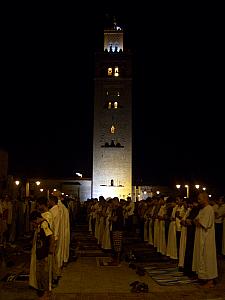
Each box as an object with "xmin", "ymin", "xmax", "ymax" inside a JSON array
[
  {"xmin": 1, "ymin": 225, "xmax": 225, "ymax": 300},
  {"xmin": 1, "ymin": 255, "xmax": 224, "ymax": 300},
  {"xmin": 52, "ymin": 256, "xmax": 225, "ymax": 300}
]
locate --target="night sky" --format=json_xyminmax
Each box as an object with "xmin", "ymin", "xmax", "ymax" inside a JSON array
[{"xmin": 1, "ymin": 4, "xmax": 224, "ymax": 193}]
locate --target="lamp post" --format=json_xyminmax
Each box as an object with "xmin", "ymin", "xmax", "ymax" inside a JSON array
[
  {"xmin": 25, "ymin": 181, "xmax": 30, "ymax": 197},
  {"xmin": 185, "ymin": 185, "xmax": 189, "ymax": 198},
  {"xmin": 176, "ymin": 184, "xmax": 181, "ymax": 195}
]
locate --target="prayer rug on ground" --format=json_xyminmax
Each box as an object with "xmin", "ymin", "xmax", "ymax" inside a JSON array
[
  {"xmin": 78, "ymin": 249, "xmax": 110, "ymax": 257},
  {"xmin": 96, "ymin": 257, "xmax": 121, "ymax": 267},
  {"xmin": 0, "ymin": 272, "xmax": 29, "ymax": 290},
  {"xmin": 145, "ymin": 266, "xmax": 198, "ymax": 286},
  {"xmin": 1, "ymin": 272, "xmax": 29, "ymax": 282}
]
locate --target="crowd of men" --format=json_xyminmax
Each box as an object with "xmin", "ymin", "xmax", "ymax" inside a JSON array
[
  {"xmin": 87, "ymin": 192, "xmax": 225, "ymax": 288},
  {"xmin": 0, "ymin": 193, "xmax": 71, "ymax": 300},
  {"xmin": 1, "ymin": 191, "xmax": 225, "ymax": 298}
]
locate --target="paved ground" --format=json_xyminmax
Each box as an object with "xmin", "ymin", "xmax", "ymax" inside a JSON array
[
  {"xmin": 1, "ymin": 255, "xmax": 225, "ymax": 300},
  {"xmin": 0, "ymin": 225, "xmax": 225, "ymax": 300}
]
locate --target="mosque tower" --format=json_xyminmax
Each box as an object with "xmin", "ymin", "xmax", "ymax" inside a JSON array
[{"xmin": 92, "ymin": 19, "xmax": 132, "ymax": 199}]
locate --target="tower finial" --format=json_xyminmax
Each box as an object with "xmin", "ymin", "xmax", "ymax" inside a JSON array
[
  {"xmin": 113, "ymin": 16, "xmax": 117, "ymax": 28},
  {"xmin": 112, "ymin": 16, "xmax": 122, "ymax": 31}
]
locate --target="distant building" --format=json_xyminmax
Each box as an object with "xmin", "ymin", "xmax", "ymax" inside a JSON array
[
  {"xmin": 25, "ymin": 177, "xmax": 91, "ymax": 201},
  {"xmin": 92, "ymin": 20, "xmax": 132, "ymax": 199}
]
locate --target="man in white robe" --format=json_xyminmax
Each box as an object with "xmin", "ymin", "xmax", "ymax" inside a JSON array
[
  {"xmin": 58, "ymin": 196, "xmax": 70, "ymax": 266},
  {"xmin": 29, "ymin": 209, "xmax": 54, "ymax": 298},
  {"xmin": 48, "ymin": 195, "xmax": 62, "ymax": 284},
  {"xmin": 192, "ymin": 191, "xmax": 218, "ymax": 288}
]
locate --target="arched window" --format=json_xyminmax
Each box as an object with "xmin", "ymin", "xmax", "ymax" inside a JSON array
[
  {"xmin": 114, "ymin": 102, "xmax": 118, "ymax": 109},
  {"xmin": 108, "ymin": 67, "xmax": 112, "ymax": 76},
  {"xmin": 110, "ymin": 125, "xmax": 115, "ymax": 134},
  {"xmin": 114, "ymin": 67, "xmax": 119, "ymax": 77}
]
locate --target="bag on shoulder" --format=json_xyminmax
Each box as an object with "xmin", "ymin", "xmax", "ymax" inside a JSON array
[{"xmin": 36, "ymin": 221, "xmax": 50, "ymax": 260}]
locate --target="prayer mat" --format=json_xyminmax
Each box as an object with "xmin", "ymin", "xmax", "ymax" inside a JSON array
[
  {"xmin": 96, "ymin": 257, "xmax": 121, "ymax": 267},
  {"xmin": 145, "ymin": 267, "xmax": 198, "ymax": 286},
  {"xmin": 1, "ymin": 272, "xmax": 29, "ymax": 282},
  {"xmin": 78, "ymin": 250, "xmax": 110, "ymax": 257}
]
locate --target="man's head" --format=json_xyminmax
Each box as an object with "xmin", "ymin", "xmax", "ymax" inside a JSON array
[
  {"xmin": 48, "ymin": 195, "xmax": 58, "ymax": 208},
  {"xmin": 197, "ymin": 191, "xmax": 209, "ymax": 207},
  {"xmin": 30, "ymin": 210, "xmax": 43, "ymax": 227},
  {"xmin": 36, "ymin": 196, "xmax": 48, "ymax": 213}
]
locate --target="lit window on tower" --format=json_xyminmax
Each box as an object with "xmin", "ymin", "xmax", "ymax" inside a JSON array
[
  {"xmin": 111, "ymin": 125, "xmax": 115, "ymax": 134},
  {"xmin": 108, "ymin": 102, "xmax": 112, "ymax": 109},
  {"xmin": 114, "ymin": 102, "xmax": 118, "ymax": 109},
  {"xmin": 108, "ymin": 68, "xmax": 112, "ymax": 76},
  {"xmin": 114, "ymin": 67, "xmax": 119, "ymax": 77}
]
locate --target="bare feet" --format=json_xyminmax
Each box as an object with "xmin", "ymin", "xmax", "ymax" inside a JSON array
[{"xmin": 201, "ymin": 280, "xmax": 215, "ymax": 288}]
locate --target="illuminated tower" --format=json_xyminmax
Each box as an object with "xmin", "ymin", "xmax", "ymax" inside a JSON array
[{"xmin": 92, "ymin": 20, "xmax": 132, "ymax": 199}]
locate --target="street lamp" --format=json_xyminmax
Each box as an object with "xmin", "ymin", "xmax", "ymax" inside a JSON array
[
  {"xmin": 36, "ymin": 181, "xmax": 41, "ymax": 186},
  {"xmin": 195, "ymin": 185, "xmax": 200, "ymax": 189},
  {"xmin": 176, "ymin": 185, "xmax": 181, "ymax": 189},
  {"xmin": 15, "ymin": 180, "xmax": 20, "ymax": 186},
  {"xmin": 185, "ymin": 185, "xmax": 189, "ymax": 198}
]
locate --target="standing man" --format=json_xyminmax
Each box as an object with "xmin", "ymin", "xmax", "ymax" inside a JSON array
[
  {"xmin": 48, "ymin": 195, "xmax": 62, "ymax": 285},
  {"xmin": 192, "ymin": 191, "xmax": 218, "ymax": 288},
  {"xmin": 29, "ymin": 210, "xmax": 54, "ymax": 299},
  {"xmin": 108, "ymin": 197, "xmax": 124, "ymax": 266},
  {"xmin": 58, "ymin": 195, "xmax": 70, "ymax": 267}
]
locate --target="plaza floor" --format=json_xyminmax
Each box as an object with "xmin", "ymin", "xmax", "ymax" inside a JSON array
[{"xmin": 0, "ymin": 225, "xmax": 225, "ymax": 300}]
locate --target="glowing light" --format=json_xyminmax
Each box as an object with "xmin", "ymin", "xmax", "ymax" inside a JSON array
[
  {"xmin": 114, "ymin": 102, "xmax": 118, "ymax": 109},
  {"xmin": 110, "ymin": 125, "xmax": 115, "ymax": 134},
  {"xmin": 108, "ymin": 67, "xmax": 112, "ymax": 76},
  {"xmin": 156, "ymin": 191, "xmax": 160, "ymax": 195},
  {"xmin": 108, "ymin": 102, "xmax": 112, "ymax": 109},
  {"xmin": 15, "ymin": 180, "xmax": 20, "ymax": 186},
  {"xmin": 185, "ymin": 185, "xmax": 188, "ymax": 188},
  {"xmin": 195, "ymin": 185, "xmax": 200, "ymax": 189},
  {"xmin": 203, "ymin": 187, "xmax": 206, "ymax": 190},
  {"xmin": 76, "ymin": 172, "xmax": 82, "ymax": 178},
  {"xmin": 36, "ymin": 181, "xmax": 41, "ymax": 186},
  {"xmin": 114, "ymin": 67, "xmax": 119, "ymax": 77},
  {"xmin": 209, "ymin": 194, "xmax": 212, "ymax": 197},
  {"xmin": 143, "ymin": 191, "xmax": 147, "ymax": 194},
  {"xmin": 176, "ymin": 185, "xmax": 181, "ymax": 189},
  {"xmin": 61, "ymin": 192, "xmax": 64, "ymax": 195},
  {"xmin": 40, "ymin": 189, "xmax": 44, "ymax": 192}
]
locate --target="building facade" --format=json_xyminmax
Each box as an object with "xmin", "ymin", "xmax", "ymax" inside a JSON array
[{"xmin": 92, "ymin": 21, "xmax": 132, "ymax": 199}]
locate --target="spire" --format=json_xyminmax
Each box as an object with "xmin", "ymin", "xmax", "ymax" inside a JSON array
[
  {"xmin": 113, "ymin": 16, "xmax": 122, "ymax": 31},
  {"xmin": 104, "ymin": 14, "xmax": 122, "ymax": 31},
  {"xmin": 113, "ymin": 16, "xmax": 117, "ymax": 29}
]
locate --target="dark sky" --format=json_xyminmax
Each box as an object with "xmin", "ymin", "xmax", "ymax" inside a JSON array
[{"xmin": 1, "ymin": 4, "xmax": 224, "ymax": 193}]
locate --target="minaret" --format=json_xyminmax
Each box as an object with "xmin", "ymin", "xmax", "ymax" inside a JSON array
[{"xmin": 92, "ymin": 19, "xmax": 132, "ymax": 199}]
